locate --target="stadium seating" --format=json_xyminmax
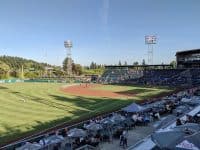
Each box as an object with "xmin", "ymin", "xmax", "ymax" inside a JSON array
[
  {"xmin": 100, "ymin": 68, "xmax": 200, "ymax": 87},
  {"xmin": 99, "ymin": 68, "xmax": 143, "ymax": 84}
]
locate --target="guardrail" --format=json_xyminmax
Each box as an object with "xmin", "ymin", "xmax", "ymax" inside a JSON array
[
  {"xmin": 75, "ymin": 144, "xmax": 96, "ymax": 150},
  {"xmin": 0, "ymin": 79, "xmax": 23, "ymax": 83},
  {"xmin": 0, "ymin": 79, "xmax": 78, "ymax": 83}
]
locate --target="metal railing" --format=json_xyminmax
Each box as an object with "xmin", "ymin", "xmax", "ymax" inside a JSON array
[{"xmin": 75, "ymin": 144, "xmax": 96, "ymax": 150}]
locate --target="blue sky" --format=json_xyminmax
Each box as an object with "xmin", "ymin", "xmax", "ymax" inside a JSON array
[{"xmin": 0, "ymin": 0, "xmax": 200, "ymax": 66}]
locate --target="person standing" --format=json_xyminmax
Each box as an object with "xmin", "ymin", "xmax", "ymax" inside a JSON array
[
  {"xmin": 119, "ymin": 134, "xmax": 124, "ymax": 146},
  {"xmin": 176, "ymin": 118, "xmax": 182, "ymax": 126},
  {"xmin": 122, "ymin": 130, "xmax": 128, "ymax": 148},
  {"xmin": 123, "ymin": 137, "xmax": 128, "ymax": 148}
]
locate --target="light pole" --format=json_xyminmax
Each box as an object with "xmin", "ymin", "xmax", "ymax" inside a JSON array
[
  {"xmin": 145, "ymin": 35, "xmax": 157, "ymax": 65},
  {"xmin": 64, "ymin": 40, "xmax": 73, "ymax": 76}
]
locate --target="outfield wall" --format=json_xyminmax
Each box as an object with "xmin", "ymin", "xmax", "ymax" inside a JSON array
[
  {"xmin": 0, "ymin": 79, "xmax": 81, "ymax": 83},
  {"xmin": 0, "ymin": 79, "xmax": 23, "ymax": 83}
]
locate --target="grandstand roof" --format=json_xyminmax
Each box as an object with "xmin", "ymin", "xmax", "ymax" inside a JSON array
[
  {"xmin": 105, "ymin": 64, "xmax": 172, "ymax": 68},
  {"xmin": 176, "ymin": 49, "xmax": 200, "ymax": 55}
]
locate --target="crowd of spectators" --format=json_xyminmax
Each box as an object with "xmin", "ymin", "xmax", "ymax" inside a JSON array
[
  {"xmin": 176, "ymin": 114, "xmax": 200, "ymax": 127},
  {"xmin": 99, "ymin": 68, "xmax": 143, "ymax": 84},
  {"xmin": 100, "ymin": 68, "xmax": 200, "ymax": 87}
]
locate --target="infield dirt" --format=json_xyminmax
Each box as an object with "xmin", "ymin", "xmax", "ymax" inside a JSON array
[{"xmin": 61, "ymin": 84, "xmax": 134, "ymax": 98}]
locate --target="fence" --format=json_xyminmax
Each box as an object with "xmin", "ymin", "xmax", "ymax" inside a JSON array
[
  {"xmin": 0, "ymin": 79, "xmax": 23, "ymax": 83},
  {"xmin": 0, "ymin": 79, "xmax": 75, "ymax": 83}
]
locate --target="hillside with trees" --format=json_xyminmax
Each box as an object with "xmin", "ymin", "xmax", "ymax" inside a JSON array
[
  {"xmin": 0, "ymin": 56, "xmax": 105, "ymax": 79},
  {"xmin": 0, "ymin": 56, "xmax": 54, "ymax": 79}
]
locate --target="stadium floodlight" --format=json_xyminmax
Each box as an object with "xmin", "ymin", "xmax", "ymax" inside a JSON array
[
  {"xmin": 64, "ymin": 40, "xmax": 73, "ymax": 48},
  {"xmin": 64, "ymin": 40, "xmax": 73, "ymax": 76},
  {"xmin": 145, "ymin": 35, "xmax": 156, "ymax": 44},
  {"xmin": 145, "ymin": 35, "xmax": 157, "ymax": 65}
]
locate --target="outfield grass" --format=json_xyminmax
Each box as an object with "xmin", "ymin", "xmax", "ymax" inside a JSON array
[
  {"xmin": 93, "ymin": 84, "xmax": 172, "ymax": 100},
  {"xmin": 0, "ymin": 83, "xmax": 172, "ymax": 145}
]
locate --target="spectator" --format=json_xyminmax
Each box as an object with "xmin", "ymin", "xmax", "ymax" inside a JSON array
[
  {"xmin": 149, "ymin": 112, "xmax": 154, "ymax": 122},
  {"xmin": 176, "ymin": 118, "xmax": 182, "ymax": 126},
  {"xmin": 61, "ymin": 128, "xmax": 67, "ymax": 137},
  {"xmin": 132, "ymin": 113, "xmax": 138, "ymax": 122},
  {"xmin": 122, "ymin": 130, "xmax": 128, "ymax": 138},
  {"xmin": 154, "ymin": 112, "xmax": 160, "ymax": 120},
  {"xmin": 186, "ymin": 114, "xmax": 194, "ymax": 123},
  {"xmin": 123, "ymin": 137, "xmax": 128, "ymax": 148},
  {"xmin": 119, "ymin": 134, "xmax": 124, "ymax": 146}
]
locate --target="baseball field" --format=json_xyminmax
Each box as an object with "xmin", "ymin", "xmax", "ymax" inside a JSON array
[{"xmin": 0, "ymin": 82, "xmax": 173, "ymax": 145}]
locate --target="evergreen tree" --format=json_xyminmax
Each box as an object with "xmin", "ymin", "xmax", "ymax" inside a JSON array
[
  {"xmin": 133, "ymin": 61, "xmax": 139, "ymax": 65},
  {"xmin": 118, "ymin": 60, "xmax": 122, "ymax": 66},
  {"xmin": 90, "ymin": 62, "xmax": 95, "ymax": 69},
  {"xmin": 124, "ymin": 61, "xmax": 128, "ymax": 65},
  {"xmin": 142, "ymin": 59, "xmax": 146, "ymax": 65},
  {"xmin": 63, "ymin": 57, "xmax": 73, "ymax": 72},
  {"xmin": 73, "ymin": 64, "xmax": 83, "ymax": 75},
  {"xmin": 0, "ymin": 61, "xmax": 10, "ymax": 79},
  {"xmin": 170, "ymin": 60, "xmax": 177, "ymax": 68},
  {"xmin": 63, "ymin": 57, "xmax": 83, "ymax": 75}
]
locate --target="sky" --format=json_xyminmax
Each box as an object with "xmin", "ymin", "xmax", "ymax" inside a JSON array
[{"xmin": 0, "ymin": 0, "xmax": 200, "ymax": 66}]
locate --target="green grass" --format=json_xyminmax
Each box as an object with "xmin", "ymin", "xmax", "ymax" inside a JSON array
[
  {"xmin": 93, "ymin": 84, "xmax": 172, "ymax": 100},
  {"xmin": 0, "ymin": 83, "xmax": 172, "ymax": 145}
]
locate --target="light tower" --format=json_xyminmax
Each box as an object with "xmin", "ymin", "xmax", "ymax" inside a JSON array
[
  {"xmin": 145, "ymin": 35, "xmax": 157, "ymax": 65},
  {"xmin": 64, "ymin": 40, "xmax": 73, "ymax": 76}
]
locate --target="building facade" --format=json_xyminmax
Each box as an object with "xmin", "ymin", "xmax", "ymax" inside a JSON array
[{"xmin": 176, "ymin": 49, "xmax": 200, "ymax": 68}]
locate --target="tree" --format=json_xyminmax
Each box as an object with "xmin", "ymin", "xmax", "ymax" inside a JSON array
[
  {"xmin": 53, "ymin": 67, "xmax": 65, "ymax": 77},
  {"xmin": 90, "ymin": 61, "xmax": 95, "ymax": 69},
  {"xmin": 63, "ymin": 57, "xmax": 83, "ymax": 76},
  {"xmin": 170, "ymin": 60, "xmax": 177, "ymax": 68},
  {"xmin": 118, "ymin": 60, "xmax": 122, "ymax": 66},
  {"xmin": 142, "ymin": 59, "xmax": 146, "ymax": 65},
  {"xmin": 9, "ymin": 70, "xmax": 18, "ymax": 77},
  {"xmin": 124, "ymin": 61, "xmax": 128, "ymax": 66},
  {"xmin": 0, "ymin": 61, "xmax": 10, "ymax": 79},
  {"xmin": 72, "ymin": 64, "xmax": 83, "ymax": 75},
  {"xmin": 24, "ymin": 72, "xmax": 39, "ymax": 78},
  {"xmin": 84, "ymin": 66, "xmax": 90, "ymax": 70},
  {"xmin": 0, "ymin": 55, "xmax": 54, "ymax": 79},
  {"xmin": 63, "ymin": 57, "xmax": 73, "ymax": 72},
  {"xmin": 133, "ymin": 61, "xmax": 139, "ymax": 65},
  {"xmin": 94, "ymin": 63, "xmax": 96, "ymax": 69}
]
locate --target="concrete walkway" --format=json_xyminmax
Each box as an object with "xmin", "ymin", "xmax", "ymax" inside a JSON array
[{"xmin": 99, "ymin": 125, "xmax": 155, "ymax": 150}]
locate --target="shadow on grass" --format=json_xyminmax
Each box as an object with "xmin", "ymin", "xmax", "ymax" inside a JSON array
[
  {"xmin": 108, "ymin": 83, "xmax": 172, "ymax": 90},
  {"xmin": 0, "ymin": 86, "xmax": 173, "ymax": 147},
  {"xmin": 8, "ymin": 90, "xmax": 83, "ymax": 113},
  {"xmin": 0, "ymin": 95, "xmax": 132, "ymax": 147},
  {"xmin": 0, "ymin": 123, "xmax": 22, "ymax": 146},
  {"xmin": 115, "ymin": 88, "xmax": 155, "ymax": 96},
  {"xmin": 11, "ymin": 91, "xmax": 20, "ymax": 94},
  {"xmin": 0, "ymin": 84, "xmax": 176, "ymax": 147},
  {"xmin": 134, "ymin": 90, "xmax": 174, "ymax": 104},
  {"xmin": 0, "ymin": 86, "xmax": 9, "ymax": 89},
  {"xmin": 0, "ymin": 115, "xmax": 73, "ymax": 147}
]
